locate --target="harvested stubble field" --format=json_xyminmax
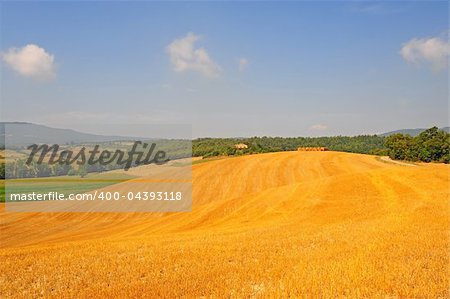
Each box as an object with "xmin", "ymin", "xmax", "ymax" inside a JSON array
[{"xmin": 0, "ymin": 151, "xmax": 448, "ymax": 297}]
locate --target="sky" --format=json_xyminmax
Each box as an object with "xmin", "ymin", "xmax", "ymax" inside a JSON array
[{"xmin": 0, "ymin": 1, "xmax": 449, "ymax": 138}]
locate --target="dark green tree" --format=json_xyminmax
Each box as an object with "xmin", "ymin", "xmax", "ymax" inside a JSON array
[{"xmin": 384, "ymin": 134, "xmax": 414, "ymax": 160}]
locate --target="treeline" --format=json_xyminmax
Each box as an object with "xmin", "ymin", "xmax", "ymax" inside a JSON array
[
  {"xmin": 384, "ymin": 127, "xmax": 449, "ymax": 163},
  {"xmin": 192, "ymin": 135, "xmax": 386, "ymax": 157}
]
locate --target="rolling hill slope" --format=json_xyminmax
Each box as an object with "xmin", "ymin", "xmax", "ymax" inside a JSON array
[{"xmin": 0, "ymin": 151, "xmax": 448, "ymax": 297}]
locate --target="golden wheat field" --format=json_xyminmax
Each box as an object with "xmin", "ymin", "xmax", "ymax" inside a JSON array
[{"xmin": 0, "ymin": 151, "xmax": 448, "ymax": 298}]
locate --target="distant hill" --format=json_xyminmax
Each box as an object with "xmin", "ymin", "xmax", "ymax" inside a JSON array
[
  {"xmin": 380, "ymin": 127, "xmax": 450, "ymax": 137},
  {"xmin": 0, "ymin": 122, "xmax": 140, "ymax": 148}
]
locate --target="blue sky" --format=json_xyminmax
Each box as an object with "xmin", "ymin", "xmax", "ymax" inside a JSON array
[{"xmin": 1, "ymin": 1, "xmax": 448, "ymax": 137}]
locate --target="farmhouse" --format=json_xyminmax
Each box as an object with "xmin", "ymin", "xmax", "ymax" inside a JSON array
[
  {"xmin": 234, "ymin": 143, "xmax": 248, "ymax": 150},
  {"xmin": 297, "ymin": 147, "xmax": 329, "ymax": 151}
]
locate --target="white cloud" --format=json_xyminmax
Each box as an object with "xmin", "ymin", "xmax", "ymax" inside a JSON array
[
  {"xmin": 166, "ymin": 32, "xmax": 220, "ymax": 77},
  {"xmin": 2, "ymin": 44, "xmax": 56, "ymax": 80},
  {"xmin": 238, "ymin": 57, "xmax": 249, "ymax": 71},
  {"xmin": 400, "ymin": 36, "xmax": 450, "ymax": 72},
  {"xmin": 310, "ymin": 124, "xmax": 328, "ymax": 131}
]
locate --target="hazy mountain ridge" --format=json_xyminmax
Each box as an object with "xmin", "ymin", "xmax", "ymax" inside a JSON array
[
  {"xmin": 0, "ymin": 122, "xmax": 140, "ymax": 148},
  {"xmin": 380, "ymin": 127, "xmax": 450, "ymax": 137}
]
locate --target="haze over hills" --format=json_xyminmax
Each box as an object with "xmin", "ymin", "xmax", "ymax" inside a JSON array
[
  {"xmin": 0, "ymin": 122, "xmax": 141, "ymax": 147},
  {"xmin": 380, "ymin": 127, "xmax": 450, "ymax": 137}
]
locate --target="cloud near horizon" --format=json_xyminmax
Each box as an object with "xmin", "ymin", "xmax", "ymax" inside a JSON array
[
  {"xmin": 400, "ymin": 36, "xmax": 450, "ymax": 72},
  {"xmin": 167, "ymin": 32, "xmax": 220, "ymax": 78},
  {"xmin": 310, "ymin": 124, "xmax": 328, "ymax": 131},
  {"xmin": 2, "ymin": 44, "xmax": 56, "ymax": 80}
]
